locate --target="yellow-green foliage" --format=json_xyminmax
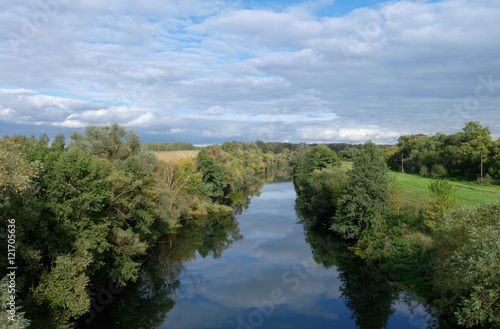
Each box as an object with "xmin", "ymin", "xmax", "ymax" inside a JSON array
[
  {"xmin": 0, "ymin": 139, "xmax": 39, "ymax": 198},
  {"xmin": 154, "ymin": 150, "xmax": 200, "ymax": 163},
  {"xmin": 34, "ymin": 250, "xmax": 92, "ymax": 320}
]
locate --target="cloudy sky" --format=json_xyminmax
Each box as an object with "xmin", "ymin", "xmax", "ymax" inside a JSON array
[{"xmin": 1, "ymin": 0, "xmax": 499, "ymax": 144}]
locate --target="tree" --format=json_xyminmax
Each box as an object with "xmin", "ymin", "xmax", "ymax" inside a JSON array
[
  {"xmin": 0, "ymin": 139, "xmax": 39, "ymax": 205},
  {"xmin": 69, "ymin": 123, "xmax": 142, "ymax": 162},
  {"xmin": 331, "ymin": 141, "xmax": 391, "ymax": 239},
  {"xmin": 459, "ymin": 121, "xmax": 492, "ymax": 142},
  {"xmin": 196, "ymin": 149, "xmax": 227, "ymax": 202},
  {"xmin": 292, "ymin": 144, "xmax": 340, "ymax": 192},
  {"xmin": 424, "ymin": 180, "xmax": 457, "ymax": 231},
  {"xmin": 34, "ymin": 250, "xmax": 93, "ymax": 321}
]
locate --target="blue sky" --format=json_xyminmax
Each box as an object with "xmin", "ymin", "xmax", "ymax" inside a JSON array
[{"xmin": 1, "ymin": 0, "xmax": 499, "ymax": 144}]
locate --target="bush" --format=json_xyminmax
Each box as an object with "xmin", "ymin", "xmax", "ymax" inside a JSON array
[
  {"xmin": 433, "ymin": 202, "xmax": 500, "ymax": 328},
  {"xmin": 431, "ymin": 164, "xmax": 448, "ymax": 178},
  {"xmin": 419, "ymin": 165, "xmax": 429, "ymax": 176},
  {"xmin": 425, "ymin": 180, "xmax": 457, "ymax": 231}
]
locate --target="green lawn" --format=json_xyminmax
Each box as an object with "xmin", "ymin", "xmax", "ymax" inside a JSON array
[
  {"xmin": 340, "ymin": 162, "xmax": 353, "ymax": 169},
  {"xmin": 392, "ymin": 172, "xmax": 500, "ymax": 207}
]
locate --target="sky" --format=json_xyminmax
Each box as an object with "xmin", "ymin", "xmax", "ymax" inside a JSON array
[{"xmin": 1, "ymin": 0, "xmax": 499, "ymax": 144}]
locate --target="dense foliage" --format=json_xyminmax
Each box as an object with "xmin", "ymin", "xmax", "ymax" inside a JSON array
[
  {"xmin": 196, "ymin": 141, "xmax": 295, "ymax": 207},
  {"xmin": 433, "ymin": 203, "xmax": 500, "ymax": 328},
  {"xmin": 332, "ymin": 141, "xmax": 392, "ymax": 239},
  {"xmin": 292, "ymin": 124, "xmax": 500, "ymax": 328},
  {"xmin": 292, "ymin": 145, "xmax": 344, "ymax": 221},
  {"xmin": 0, "ymin": 128, "xmax": 298, "ymax": 328},
  {"xmin": 386, "ymin": 121, "xmax": 500, "ymax": 182}
]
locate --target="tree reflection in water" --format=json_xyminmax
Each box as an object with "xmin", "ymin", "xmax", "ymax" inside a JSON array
[
  {"xmin": 296, "ymin": 196, "xmax": 464, "ymax": 329},
  {"xmin": 299, "ymin": 218, "xmax": 398, "ymax": 329},
  {"xmin": 79, "ymin": 212, "xmax": 243, "ymax": 329}
]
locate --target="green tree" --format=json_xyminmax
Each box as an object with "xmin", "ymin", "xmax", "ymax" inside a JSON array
[
  {"xmin": 459, "ymin": 121, "xmax": 492, "ymax": 142},
  {"xmin": 433, "ymin": 202, "xmax": 500, "ymax": 328},
  {"xmin": 69, "ymin": 123, "xmax": 142, "ymax": 163},
  {"xmin": 331, "ymin": 141, "xmax": 391, "ymax": 239},
  {"xmin": 196, "ymin": 149, "xmax": 227, "ymax": 202},
  {"xmin": 292, "ymin": 144, "xmax": 340, "ymax": 192},
  {"xmin": 0, "ymin": 276, "xmax": 31, "ymax": 329},
  {"xmin": 34, "ymin": 250, "xmax": 93, "ymax": 321},
  {"xmin": 425, "ymin": 180, "xmax": 457, "ymax": 231}
]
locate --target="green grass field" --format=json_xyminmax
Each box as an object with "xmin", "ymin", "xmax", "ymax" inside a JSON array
[
  {"xmin": 392, "ymin": 172, "xmax": 500, "ymax": 207},
  {"xmin": 154, "ymin": 150, "xmax": 200, "ymax": 163},
  {"xmin": 340, "ymin": 162, "xmax": 353, "ymax": 169}
]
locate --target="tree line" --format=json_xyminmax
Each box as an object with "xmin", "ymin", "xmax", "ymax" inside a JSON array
[{"xmin": 386, "ymin": 121, "xmax": 500, "ymax": 183}]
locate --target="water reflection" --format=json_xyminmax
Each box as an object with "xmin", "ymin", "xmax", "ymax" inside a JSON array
[
  {"xmin": 80, "ymin": 181, "xmax": 460, "ymax": 329},
  {"xmin": 296, "ymin": 187, "xmax": 464, "ymax": 329},
  {"xmin": 80, "ymin": 212, "xmax": 242, "ymax": 329}
]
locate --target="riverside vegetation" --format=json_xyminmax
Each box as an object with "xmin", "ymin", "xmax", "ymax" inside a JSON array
[
  {"xmin": 292, "ymin": 122, "xmax": 500, "ymax": 328},
  {"xmin": 0, "ymin": 125, "xmax": 296, "ymax": 328},
  {"xmin": 1, "ymin": 121, "xmax": 499, "ymax": 328}
]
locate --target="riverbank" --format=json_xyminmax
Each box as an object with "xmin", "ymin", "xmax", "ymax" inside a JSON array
[{"xmin": 292, "ymin": 142, "xmax": 500, "ymax": 328}]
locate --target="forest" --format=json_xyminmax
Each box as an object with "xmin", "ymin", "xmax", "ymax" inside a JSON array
[{"xmin": 292, "ymin": 122, "xmax": 500, "ymax": 328}]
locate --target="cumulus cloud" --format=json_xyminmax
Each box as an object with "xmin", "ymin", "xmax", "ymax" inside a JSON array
[
  {"xmin": 202, "ymin": 105, "xmax": 230, "ymax": 115},
  {"xmin": 0, "ymin": 0, "xmax": 499, "ymax": 143},
  {"xmin": 298, "ymin": 127, "xmax": 401, "ymax": 143}
]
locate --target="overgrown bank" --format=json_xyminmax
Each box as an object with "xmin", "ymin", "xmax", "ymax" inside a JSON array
[
  {"xmin": 292, "ymin": 138, "xmax": 500, "ymax": 328},
  {"xmin": 0, "ymin": 125, "xmax": 293, "ymax": 328}
]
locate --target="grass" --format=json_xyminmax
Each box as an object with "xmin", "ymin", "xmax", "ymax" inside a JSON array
[
  {"xmin": 154, "ymin": 150, "xmax": 200, "ymax": 163},
  {"xmin": 340, "ymin": 162, "xmax": 353, "ymax": 169},
  {"xmin": 392, "ymin": 171, "xmax": 500, "ymax": 207}
]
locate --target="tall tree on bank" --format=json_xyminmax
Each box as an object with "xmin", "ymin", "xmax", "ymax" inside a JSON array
[{"xmin": 331, "ymin": 141, "xmax": 391, "ymax": 239}]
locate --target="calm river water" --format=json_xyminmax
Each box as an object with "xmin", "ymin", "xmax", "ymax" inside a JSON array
[{"xmin": 82, "ymin": 181, "xmax": 458, "ymax": 329}]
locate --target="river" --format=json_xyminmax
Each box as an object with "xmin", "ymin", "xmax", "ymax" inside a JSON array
[{"xmin": 81, "ymin": 181, "xmax": 458, "ymax": 329}]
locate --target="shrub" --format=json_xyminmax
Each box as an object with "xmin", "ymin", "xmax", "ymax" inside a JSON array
[
  {"xmin": 431, "ymin": 164, "xmax": 447, "ymax": 178},
  {"xmin": 425, "ymin": 180, "xmax": 457, "ymax": 231},
  {"xmin": 433, "ymin": 202, "xmax": 500, "ymax": 328},
  {"xmin": 419, "ymin": 165, "xmax": 429, "ymax": 176}
]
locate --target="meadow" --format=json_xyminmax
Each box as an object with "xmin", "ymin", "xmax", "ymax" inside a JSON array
[
  {"xmin": 340, "ymin": 162, "xmax": 500, "ymax": 207},
  {"xmin": 154, "ymin": 150, "xmax": 200, "ymax": 163},
  {"xmin": 393, "ymin": 171, "xmax": 500, "ymax": 207}
]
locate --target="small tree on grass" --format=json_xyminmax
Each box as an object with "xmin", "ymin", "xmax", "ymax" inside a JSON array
[
  {"xmin": 331, "ymin": 141, "xmax": 392, "ymax": 239},
  {"xmin": 425, "ymin": 180, "xmax": 457, "ymax": 231}
]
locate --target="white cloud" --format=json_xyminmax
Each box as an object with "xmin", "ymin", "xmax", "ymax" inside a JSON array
[
  {"xmin": 0, "ymin": 0, "xmax": 499, "ymax": 143},
  {"xmin": 298, "ymin": 127, "xmax": 401, "ymax": 143},
  {"xmin": 202, "ymin": 105, "xmax": 229, "ymax": 115}
]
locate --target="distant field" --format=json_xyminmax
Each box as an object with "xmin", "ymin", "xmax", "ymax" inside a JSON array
[
  {"xmin": 392, "ymin": 172, "xmax": 500, "ymax": 207},
  {"xmin": 340, "ymin": 162, "xmax": 353, "ymax": 169},
  {"xmin": 154, "ymin": 150, "xmax": 200, "ymax": 163}
]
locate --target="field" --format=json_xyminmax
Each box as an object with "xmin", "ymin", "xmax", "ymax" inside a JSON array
[
  {"xmin": 392, "ymin": 172, "xmax": 500, "ymax": 207},
  {"xmin": 340, "ymin": 163, "xmax": 500, "ymax": 207},
  {"xmin": 154, "ymin": 150, "xmax": 200, "ymax": 163},
  {"xmin": 340, "ymin": 162, "xmax": 353, "ymax": 169}
]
